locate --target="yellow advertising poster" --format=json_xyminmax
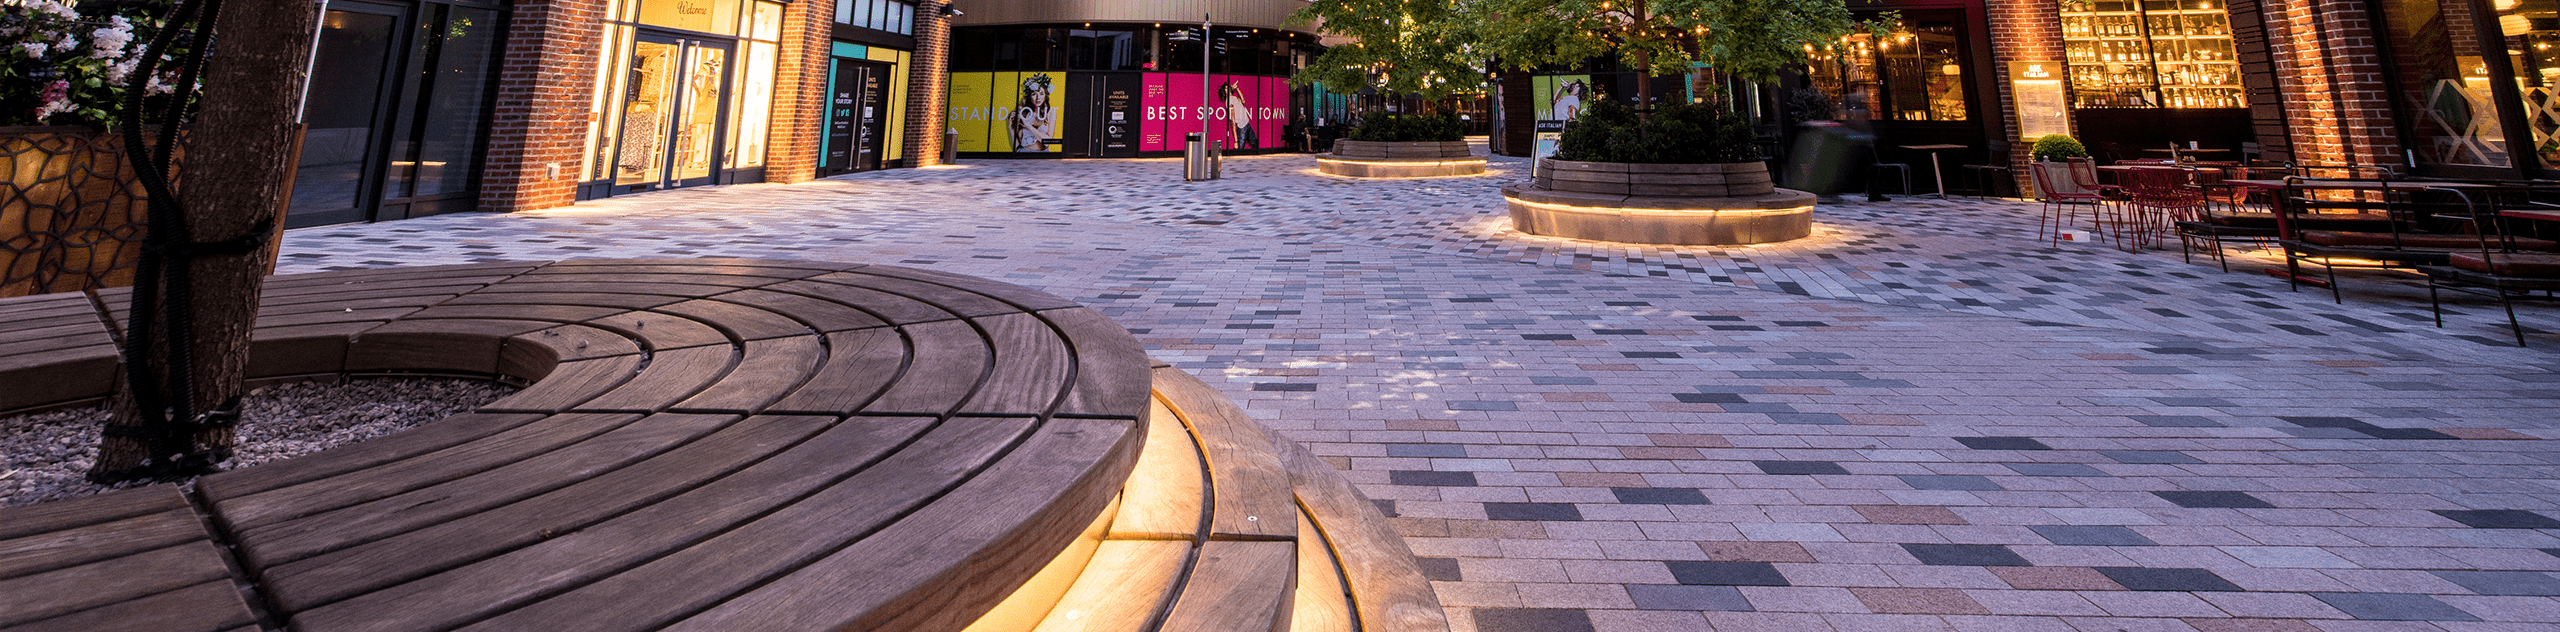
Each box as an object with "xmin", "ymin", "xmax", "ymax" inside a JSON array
[
  {"xmin": 1003, "ymin": 70, "xmax": 1064, "ymax": 152},
  {"xmin": 947, "ymin": 72, "xmax": 993, "ymax": 153},
  {"xmin": 989, "ymin": 72, "xmax": 1023, "ymax": 152}
]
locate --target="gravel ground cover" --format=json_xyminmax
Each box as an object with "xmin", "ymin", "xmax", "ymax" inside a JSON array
[{"xmin": 0, "ymin": 377, "xmax": 516, "ymax": 507}]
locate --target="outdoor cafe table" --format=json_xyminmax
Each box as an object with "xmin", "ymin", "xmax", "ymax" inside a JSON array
[{"xmin": 1899, "ymin": 144, "xmax": 1967, "ymax": 198}]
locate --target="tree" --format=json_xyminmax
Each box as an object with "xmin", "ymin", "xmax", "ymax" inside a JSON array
[
  {"xmin": 90, "ymin": 0, "xmax": 317, "ymax": 482},
  {"xmin": 1290, "ymin": 0, "xmax": 1487, "ymax": 99},
  {"xmin": 1453, "ymin": 0, "xmax": 1874, "ymax": 110}
]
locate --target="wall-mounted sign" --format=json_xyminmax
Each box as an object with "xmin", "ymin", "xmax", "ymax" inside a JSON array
[{"xmin": 2010, "ymin": 61, "xmax": 2071, "ymax": 141}]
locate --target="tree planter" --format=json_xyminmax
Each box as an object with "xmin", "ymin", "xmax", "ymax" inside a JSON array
[
  {"xmin": 1502, "ymin": 159, "xmax": 1816, "ymax": 245},
  {"xmin": 0, "ymin": 126, "xmax": 165, "ymax": 297},
  {"xmin": 1317, "ymin": 140, "xmax": 1486, "ymax": 177}
]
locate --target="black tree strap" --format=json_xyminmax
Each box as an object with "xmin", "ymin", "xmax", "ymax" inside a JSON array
[{"xmin": 113, "ymin": 0, "xmax": 241, "ymax": 479}]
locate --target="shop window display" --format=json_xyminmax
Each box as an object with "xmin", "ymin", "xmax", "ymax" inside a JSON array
[
  {"xmin": 1808, "ymin": 25, "xmax": 1971, "ymax": 122},
  {"xmin": 2061, "ymin": 0, "xmax": 2244, "ymax": 109}
]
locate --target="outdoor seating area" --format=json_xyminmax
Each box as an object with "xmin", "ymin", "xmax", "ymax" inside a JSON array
[{"xmin": 0, "ymin": 259, "xmax": 1439, "ymax": 632}]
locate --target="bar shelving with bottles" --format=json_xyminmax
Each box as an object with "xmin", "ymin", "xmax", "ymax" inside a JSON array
[{"xmin": 2060, "ymin": 0, "xmax": 2244, "ymax": 109}]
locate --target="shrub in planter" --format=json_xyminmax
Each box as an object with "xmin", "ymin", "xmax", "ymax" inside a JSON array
[
  {"xmin": 1553, "ymin": 100, "xmax": 1757, "ymax": 164},
  {"xmin": 1347, "ymin": 114, "xmax": 1464, "ymax": 142},
  {"xmin": 2030, "ymin": 134, "xmax": 2087, "ymax": 161}
]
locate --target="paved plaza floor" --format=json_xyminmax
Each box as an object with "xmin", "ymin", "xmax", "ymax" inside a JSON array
[{"xmin": 278, "ymin": 151, "xmax": 2560, "ymax": 631}]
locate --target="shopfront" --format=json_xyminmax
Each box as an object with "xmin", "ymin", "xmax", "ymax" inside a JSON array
[
  {"xmin": 575, "ymin": 0, "xmax": 788, "ymax": 200},
  {"xmin": 946, "ymin": 24, "xmax": 1322, "ymax": 157},
  {"xmin": 1809, "ymin": 1, "xmax": 2001, "ymax": 194},
  {"xmin": 285, "ymin": 0, "xmax": 507, "ymax": 228},
  {"xmin": 2373, "ymin": 0, "xmax": 2560, "ymax": 178},
  {"xmin": 821, "ymin": 0, "xmax": 915, "ymax": 175}
]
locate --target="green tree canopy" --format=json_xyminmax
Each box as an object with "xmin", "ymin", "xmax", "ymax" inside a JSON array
[{"xmin": 1290, "ymin": 0, "xmax": 1486, "ymax": 98}]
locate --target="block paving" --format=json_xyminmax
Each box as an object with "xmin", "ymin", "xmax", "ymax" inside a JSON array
[{"xmin": 275, "ymin": 151, "xmax": 2560, "ymax": 631}]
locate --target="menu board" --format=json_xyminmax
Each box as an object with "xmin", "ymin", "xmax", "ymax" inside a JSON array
[{"xmin": 2010, "ymin": 61, "xmax": 2072, "ymax": 140}]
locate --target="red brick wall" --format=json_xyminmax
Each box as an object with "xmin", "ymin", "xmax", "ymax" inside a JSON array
[
  {"xmin": 2262, "ymin": 0, "xmax": 2402, "ymax": 171},
  {"xmin": 480, "ymin": 0, "xmax": 606, "ymax": 213},
  {"xmin": 1985, "ymin": 0, "xmax": 2066, "ymax": 193},
  {"xmin": 903, "ymin": 0, "xmax": 950, "ymax": 166},
  {"xmin": 764, "ymin": 0, "xmax": 831, "ymax": 183}
]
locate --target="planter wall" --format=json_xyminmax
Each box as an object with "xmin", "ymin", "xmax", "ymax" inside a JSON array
[
  {"xmin": 1318, "ymin": 140, "xmax": 1486, "ymax": 177},
  {"xmin": 1, "ymin": 126, "xmax": 169, "ymax": 298},
  {"xmin": 1504, "ymin": 159, "xmax": 1815, "ymax": 246}
]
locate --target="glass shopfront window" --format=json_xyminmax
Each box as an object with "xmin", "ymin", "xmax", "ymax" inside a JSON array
[
  {"xmin": 2061, "ymin": 0, "xmax": 2245, "ymax": 109},
  {"xmin": 285, "ymin": 0, "xmax": 508, "ymax": 227},
  {"xmin": 2380, "ymin": 0, "xmax": 2518, "ymax": 170},
  {"xmin": 579, "ymin": 0, "xmax": 784, "ymax": 197},
  {"xmin": 1809, "ymin": 24, "xmax": 1972, "ymax": 121},
  {"xmin": 835, "ymin": 0, "xmax": 913, "ymax": 35}
]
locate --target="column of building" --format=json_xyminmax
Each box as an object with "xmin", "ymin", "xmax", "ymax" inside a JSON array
[
  {"xmin": 480, "ymin": 0, "xmax": 609, "ymax": 213},
  {"xmin": 902, "ymin": 0, "xmax": 952, "ymax": 167},
  {"xmin": 1985, "ymin": 0, "xmax": 2068, "ymax": 194}
]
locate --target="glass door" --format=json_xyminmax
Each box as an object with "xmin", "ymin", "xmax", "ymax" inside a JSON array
[
  {"xmin": 615, "ymin": 34, "xmax": 731, "ymax": 191},
  {"xmin": 287, "ymin": 1, "xmax": 406, "ymax": 227}
]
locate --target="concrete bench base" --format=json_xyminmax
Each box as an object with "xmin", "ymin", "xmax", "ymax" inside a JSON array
[
  {"xmin": 1503, "ymin": 185, "xmax": 1819, "ymax": 245},
  {"xmin": 1317, "ymin": 156, "xmax": 1488, "ymax": 178}
]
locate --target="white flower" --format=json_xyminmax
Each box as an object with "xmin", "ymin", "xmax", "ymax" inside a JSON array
[
  {"xmin": 17, "ymin": 41, "xmax": 49, "ymax": 58},
  {"xmin": 90, "ymin": 23, "xmax": 132, "ymax": 58},
  {"xmin": 105, "ymin": 56, "xmax": 137, "ymax": 83}
]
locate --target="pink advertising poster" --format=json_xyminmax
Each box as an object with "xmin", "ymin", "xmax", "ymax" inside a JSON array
[
  {"xmin": 1164, "ymin": 73, "xmax": 1205, "ymax": 150},
  {"xmin": 1260, "ymin": 76, "xmax": 1289, "ymax": 149},
  {"xmin": 1141, "ymin": 74, "xmax": 1169, "ymax": 152}
]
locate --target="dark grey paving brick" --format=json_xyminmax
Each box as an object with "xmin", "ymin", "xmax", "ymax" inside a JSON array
[
  {"xmin": 1954, "ymin": 436, "xmax": 2053, "ymax": 451},
  {"xmin": 1250, "ymin": 382, "xmax": 1317, "ymax": 391},
  {"xmin": 1755, "ymin": 460, "xmax": 1851, "ymax": 475},
  {"xmin": 1902, "ymin": 544, "xmax": 2033, "ymax": 567},
  {"xmin": 2156, "ymin": 491, "xmax": 2276, "ymax": 509},
  {"xmin": 1486, "ymin": 502, "xmax": 1583, "ymax": 521},
  {"xmin": 2149, "ymin": 397, "xmax": 2237, "ymax": 407},
  {"xmin": 1627, "ymin": 584, "xmax": 1754, "ymax": 611},
  {"xmin": 1389, "ymin": 470, "xmax": 1479, "ymax": 487},
  {"xmin": 1668, "ymin": 561, "xmax": 1792, "ymax": 586},
  {"xmin": 1386, "ymin": 444, "xmax": 1468, "ymax": 458},
  {"xmin": 1898, "ymin": 475, "xmax": 2004, "ymax": 491},
  {"xmin": 2131, "ymin": 415, "xmax": 2225, "ymax": 427},
  {"xmin": 2095, "ymin": 567, "xmax": 2242, "ymax": 592},
  {"xmin": 2434, "ymin": 510, "xmax": 2560, "ymax": 529},
  {"xmin": 2430, "ymin": 571, "xmax": 2560, "ymax": 596},
  {"xmin": 1532, "ymin": 376, "xmax": 1597, "ymax": 385},
  {"xmin": 2310, "ymin": 593, "xmax": 2480, "ymax": 621},
  {"xmin": 2030, "ymin": 525, "xmax": 2157, "ymax": 546},
  {"xmin": 1416, "ymin": 557, "xmax": 1463, "ymax": 582},
  {"xmin": 1612, "ymin": 487, "xmax": 1711, "ymax": 505},
  {"xmin": 1768, "ymin": 412, "xmax": 1850, "ymax": 425},
  {"xmin": 2103, "ymin": 450, "xmax": 2204, "ymax": 464},
  {"xmin": 2004, "ymin": 463, "xmax": 2110, "ymax": 477},
  {"xmin": 1674, "ymin": 392, "xmax": 1749, "ymax": 404},
  {"xmin": 1447, "ymin": 400, "xmax": 1517, "ymax": 411},
  {"xmin": 1475, "ymin": 608, "xmax": 1598, "ymax": 632}
]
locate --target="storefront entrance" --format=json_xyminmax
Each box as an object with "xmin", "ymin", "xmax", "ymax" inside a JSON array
[
  {"xmin": 823, "ymin": 59, "xmax": 889, "ymax": 173},
  {"xmin": 614, "ymin": 34, "xmax": 733, "ymax": 192},
  {"xmin": 286, "ymin": 0, "xmax": 504, "ymax": 228}
]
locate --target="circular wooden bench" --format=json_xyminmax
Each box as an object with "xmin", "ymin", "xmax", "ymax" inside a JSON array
[{"xmin": 0, "ymin": 259, "xmax": 1443, "ymax": 632}]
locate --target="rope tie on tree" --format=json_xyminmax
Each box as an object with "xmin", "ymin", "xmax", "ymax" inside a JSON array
[{"xmin": 110, "ymin": 0, "xmax": 265, "ymax": 479}]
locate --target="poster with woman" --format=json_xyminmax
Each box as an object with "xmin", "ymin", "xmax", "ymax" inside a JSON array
[{"xmin": 1007, "ymin": 72, "xmax": 1059, "ymax": 152}]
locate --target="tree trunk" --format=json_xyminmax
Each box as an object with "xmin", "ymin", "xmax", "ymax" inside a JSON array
[{"xmin": 90, "ymin": 0, "xmax": 318, "ymax": 482}]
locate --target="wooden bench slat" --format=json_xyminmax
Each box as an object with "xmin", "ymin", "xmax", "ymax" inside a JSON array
[
  {"xmin": 1109, "ymin": 398, "xmax": 1204, "ymax": 540},
  {"xmin": 572, "ymin": 345, "xmax": 736, "ymax": 412},
  {"xmin": 247, "ymin": 323, "xmax": 372, "ymax": 379},
  {"xmin": 287, "ymin": 416, "xmax": 979, "ymax": 632},
  {"xmin": 1276, "ymin": 440, "xmax": 1448, "ymax": 632},
  {"xmin": 522, "ymin": 263, "xmax": 833, "ymax": 279},
  {"xmin": 813, "ymin": 272, "xmax": 1024, "ymax": 319},
  {"xmin": 0, "ymin": 330, "xmax": 110, "ymax": 358},
  {"xmin": 1, "ymin": 579, "xmax": 257, "ymax": 632},
  {"xmin": 0, "ymin": 542, "xmax": 236, "ymax": 626},
  {"xmin": 0, "ymin": 507, "xmax": 209, "ymax": 581},
  {"xmin": 212, "ymin": 413, "xmax": 643, "ymax": 531},
  {"xmin": 495, "ymin": 273, "xmax": 784, "ymax": 289},
  {"xmin": 476, "ymin": 355, "xmax": 643, "ymax": 413},
  {"xmin": 438, "ymin": 291, "xmax": 688, "ymax": 310},
  {"xmin": 0, "ymin": 311, "xmax": 105, "ymax": 337},
  {"xmin": 1153, "ymin": 368, "xmax": 1298, "ymax": 539},
  {"xmin": 342, "ymin": 318, "xmax": 556, "ymax": 375},
  {"xmin": 259, "ymin": 275, "xmax": 511, "ymax": 297},
  {"xmin": 251, "ymin": 305, "xmax": 422, "ymax": 328},
  {"xmin": 0, "ymin": 344, "xmax": 119, "ymax": 413},
  {"xmin": 1040, "ymin": 307, "xmax": 1152, "ymax": 420},
  {"xmin": 662, "ymin": 417, "xmax": 1138, "ymax": 632},
  {"xmin": 237, "ymin": 413, "xmax": 738, "ymax": 571},
  {"xmin": 1292, "ymin": 512, "xmax": 1356, "ymax": 632},
  {"xmin": 0, "ymin": 485, "xmax": 188, "ymax": 542},
  {"xmin": 862, "ymin": 320, "xmax": 990, "ymax": 415},
  {"xmin": 1024, "ymin": 539, "xmax": 1191, "ymax": 632},
  {"xmin": 960, "ymin": 312, "xmax": 1073, "ymax": 417},
  {"xmin": 467, "ymin": 280, "xmax": 755, "ymax": 298},
  {"xmin": 196, "ymin": 413, "xmax": 551, "ymax": 501},
  {"xmin": 585, "ymin": 310, "xmax": 734, "ymax": 351},
  {"xmin": 763, "ymin": 328, "xmax": 906, "ymax": 416},
  {"xmin": 705, "ymin": 288, "xmax": 889, "ymax": 333},
  {"xmin": 538, "ymin": 258, "xmax": 862, "ymax": 273},
  {"xmin": 961, "ymin": 492, "xmax": 1120, "ymax": 632},
  {"xmin": 399, "ymin": 304, "xmax": 629, "ymax": 323},
  {"xmin": 851, "ymin": 266, "xmax": 1084, "ymax": 312},
  {"xmin": 508, "ymin": 324, "xmax": 647, "ymax": 362},
  {"xmin": 257, "ymin": 263, "xmax": 535, "ymax": 288},
  {"xmin": 651, "ymin": 298, "xmax": 816, "ymax": 341},
  {"xmin": 262, "ymin": 416, "xmax": 827, "ymax": 612},
  {"xmin": 762, "ymin": 279, "xmax": 960, "ymax": 326},
  {"xmin": 674, "ymin": 337, "xmax": 823, "ymax": 414},
  {"xmin": 1156, "ymin": 540, "xmax": 1296, "ymax": 632}
]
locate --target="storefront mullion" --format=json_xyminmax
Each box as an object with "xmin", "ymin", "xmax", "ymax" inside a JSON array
[{"xmin": 575, "ymin": 0, "xmax": 783, "ymax": 200}]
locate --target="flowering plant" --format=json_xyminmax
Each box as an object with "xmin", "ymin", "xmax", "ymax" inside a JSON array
[{"xmin": 2, "ymin": 0, "xmax": 195, "ymax": 128}]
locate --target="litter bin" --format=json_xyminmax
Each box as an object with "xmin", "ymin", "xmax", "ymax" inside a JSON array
[
  {"xmin": 1184, "ymin": 133, "xmax": 1217, "ymax": 181},
  {"xmin": 943, "ymin": 129, "xmax": 958, "ymax": 163},
  {"xmin": 1782, "ymin": 121, "xmax": 1872, "ymax": 197}
]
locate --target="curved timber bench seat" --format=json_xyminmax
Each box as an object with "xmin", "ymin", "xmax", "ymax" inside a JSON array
[
  {"xmin": 1316, "ymin": 140, "xmax": 1487, "ymax": 178},
  {"xmin": 0, "ymin": 259, "xmax": 1442, "ymax": 632},
  {"xmin": 1505, "ymin": 159, "xmax": 1818, "ymax": 245}
]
